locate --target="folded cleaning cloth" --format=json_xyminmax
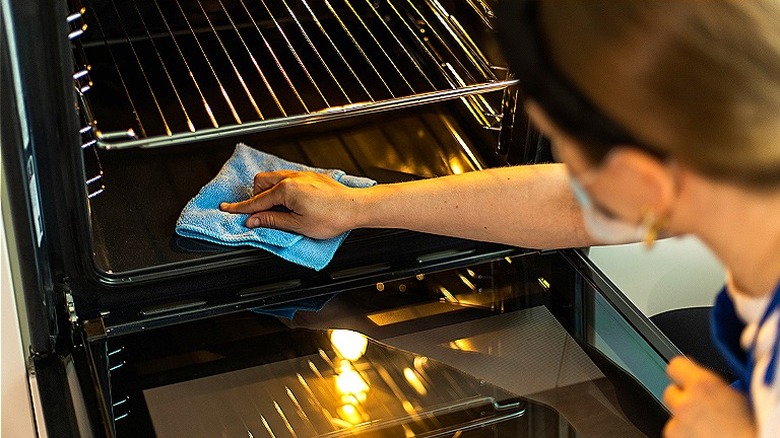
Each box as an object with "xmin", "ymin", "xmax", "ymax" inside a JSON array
[{"xmin": 175, "ymin": 143, "xmax": 376, "ymax": 270}]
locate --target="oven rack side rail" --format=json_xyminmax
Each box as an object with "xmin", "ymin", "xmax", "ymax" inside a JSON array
[
  {"xmin": 98, "ymin": 80, "xmax": 518, "ymax": 149},
  {"xmin": 74, "ymin": 244, "xmax": 533, "ymax": 341},
  {"xmin": 69, "ymin": 0, "xmax": 513, "ymax": 150}
]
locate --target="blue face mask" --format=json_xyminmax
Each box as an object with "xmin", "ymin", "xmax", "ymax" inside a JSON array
[{"xmin": 568, "ymin": 175, "xmax": 647, "ymax": 244}]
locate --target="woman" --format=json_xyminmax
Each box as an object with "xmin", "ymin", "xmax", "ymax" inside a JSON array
[{"xmin": 222, "ymin": 1, "xmax": 780, "ymax": 436}]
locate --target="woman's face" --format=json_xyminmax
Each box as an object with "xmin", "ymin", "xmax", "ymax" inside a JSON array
[{"xmin": 525, "ymin": 101, "xmax": 678, "ymax": 238}]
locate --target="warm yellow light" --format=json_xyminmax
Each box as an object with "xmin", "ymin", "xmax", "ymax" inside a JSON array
[
  {"xmin": 403, "ymin": 367, "xmax": 428, "ymax": 396},
  {"xmin": 447, "ymin": 338, "xmax": 478, "ymax": 352},
  {"xmin": 336, "ymin": 403, "xmax": 364, "ymax": 425},
  {"xmin": 449, "ymin": 157, "xmax": 465, "ymax": 175},
  {"xmin": 335, "ymin": 368, "xmax": 369, "ymax": 396},
  {"xmin": 330, "ymin": 330, "xmax": 368, "ymax": 361}
]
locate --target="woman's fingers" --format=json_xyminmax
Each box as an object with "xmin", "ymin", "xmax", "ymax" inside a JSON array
[
  {"xmin": 253, "ymin": 170, "xmax": 298, "ymax": 195},
  {"xmin": 667, "ymin": 356, "xmax": 721, "ymax": 388},
  {"xmin": 666, "ymin": 356, "xmax": 696, "ymax": 386},
  {"xmin": 220, "ymin": 184, "xmax": 285, "ymax": 214},
  {"xmin": 246, "ymin": 210, "xmax": 296, "ymax": 231},
  {"xmin": 220, "ymin": 170, "xmax": 360, "ymax": 239},
  {"xmin": 663, "ymin": 380, "xmax": 684, "ymax": 410}
]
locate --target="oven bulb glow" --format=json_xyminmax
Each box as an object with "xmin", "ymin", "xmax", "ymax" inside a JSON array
[{"xmin": 330, "ymin": 329, "xmax": 368, "ymax": 361}]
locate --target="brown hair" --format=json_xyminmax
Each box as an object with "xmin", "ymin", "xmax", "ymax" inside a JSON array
[{"xmin": 538, "ymin": 0, "xmax": 780, "ymax": 185}]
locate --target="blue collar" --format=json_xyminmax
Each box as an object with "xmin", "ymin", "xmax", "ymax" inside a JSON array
[{"xmin": 711, "ymin": 278, "xmax": 780, "ymax": 394}]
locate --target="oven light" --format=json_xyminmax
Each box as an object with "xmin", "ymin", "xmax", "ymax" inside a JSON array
[{"xmin": 330, "ymin": 329, "xmax": 368, "ymax": 361}]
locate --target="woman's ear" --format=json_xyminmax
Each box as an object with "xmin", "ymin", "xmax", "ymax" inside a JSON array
[{"xmin": 599, "ymin": 147, "xmax": 677, "ymax": 220}]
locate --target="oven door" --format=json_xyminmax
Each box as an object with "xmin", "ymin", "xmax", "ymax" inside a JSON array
[{"xmin": 83, "ymin": 249, "xmax": 677, "ymax": 438}]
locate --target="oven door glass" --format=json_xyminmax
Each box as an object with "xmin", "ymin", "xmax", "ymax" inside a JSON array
[{"xmin": 103, "ymin": 250, "xmax": 674, "ymax": 437}]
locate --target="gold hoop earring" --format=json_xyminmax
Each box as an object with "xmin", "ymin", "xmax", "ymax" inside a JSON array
[{"xmin": 641, "ymin": 207, "xmax": 666, "ymax": 249}]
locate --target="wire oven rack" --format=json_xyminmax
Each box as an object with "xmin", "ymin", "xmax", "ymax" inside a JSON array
[{"xmin": 70, "ymin": 0, "xmax": 514, "ymax": 150}]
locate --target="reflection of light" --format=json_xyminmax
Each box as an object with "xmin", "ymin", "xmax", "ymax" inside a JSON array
[
  {"xmin": 413, "ymin": 356, "xmax": 428, "ymax": 370},
  {"xmin": 330, "ymin": 330, "xmax": 368, "ymax": 361},
  {"xmin": 337, "ymin": 403, "xmax": 363, "ymax": 425},
  {"xmin": 537, "ymin": 277, "xmax": 551, "ymax": 291},
  {"xmin": 458, "ymin": 273, "xmax": 476, "ymax": 291},
  {"xmin": 449, "ymin": 157, "xmax": 465, "ymax": 175},
  {"xmin": 336, "ymin": 362, "xmax": 369, "ymax": 397},
  {"xmin": 448, "ymin": 338, "xmax": 478, "ymax": 352},
  {"xmin": 334, "ymin": 360, "xmax": 370, "ymax": 427},
  {"xmin": 403, "ymin": 367, "xmax": 428, "ymax": 396},
  {"xmin": 439, "ymin": 287, "xmax": 458, "ymax": 304},
  {"xmin": 439, "ymin": 116, "xmax": 483, "ymax": 171},
  {"xmin": 402, "ymin": 400, "xmax": 416, "ymax": 415}
]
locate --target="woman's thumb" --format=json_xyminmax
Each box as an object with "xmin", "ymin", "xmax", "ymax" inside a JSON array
[{"xmin": 246, "ymin": 211, "xmax": 296, "ymax": 232}]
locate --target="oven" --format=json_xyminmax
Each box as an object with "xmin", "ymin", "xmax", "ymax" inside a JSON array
[{"xmin": 1, "ymin": 0, "xmax": 678, "ymax": 436}]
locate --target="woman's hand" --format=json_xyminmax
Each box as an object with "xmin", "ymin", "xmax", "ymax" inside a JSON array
[
  {"xmin": 663, "ymin": 356, "xmax": 756, "ymax": 438},
  {"xmin": 219, "ymin": 170, "xmax": 367, "ymax": 239}
]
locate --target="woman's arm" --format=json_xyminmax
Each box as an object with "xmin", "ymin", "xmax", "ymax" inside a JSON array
[{"xmin": 220, "ymin": 163, "xmax": 596, "ymax": 249}]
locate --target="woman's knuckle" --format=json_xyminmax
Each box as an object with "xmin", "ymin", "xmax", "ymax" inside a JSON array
[{"xmin": 257, "ymin": 214, "xmax": 275, "ymax": 228}]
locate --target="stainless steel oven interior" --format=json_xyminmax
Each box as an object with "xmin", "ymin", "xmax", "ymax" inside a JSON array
[
  {"xmin": 66, "ymin": 0, "xmax": 555, "ymax": 321},
  {"xmin": 70, "ymin": 0, "xmax": 543, "ymax": 282},
  {"xmin": 1, "ymin": 0, "xmax": 678, "ymax": 436}
]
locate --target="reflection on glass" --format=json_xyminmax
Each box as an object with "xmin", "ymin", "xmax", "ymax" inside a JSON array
[
  {"xmin": 336, "ymin": 402, "xmax": 364, "ymax": 426},
  {"xmin": 449, "ymin": 157, "xmax": 465, "ymax": 174},
  {"xmin": 330, "ymin": 329, "xmax": 368, "ymax": 361},
  {"xmin": 403, "ymin": 367, "xmax": 428, "ymax": 396},
  {"xmin": 335, "ymin": 362, "xmax": 369, "ymax": 399}
]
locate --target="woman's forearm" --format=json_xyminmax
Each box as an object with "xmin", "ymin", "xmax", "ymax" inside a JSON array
[{"xmin": 355, "ymin": 163, "xmax": 596, "ymax": 249}]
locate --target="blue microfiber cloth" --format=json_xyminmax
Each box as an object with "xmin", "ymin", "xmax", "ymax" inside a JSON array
[{"xmin": 175, "ymin": 143, "xmax": 376, "ymax": 270}]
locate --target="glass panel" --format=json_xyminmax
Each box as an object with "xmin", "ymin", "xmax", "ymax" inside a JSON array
[
  {"xmin": 106, "ymin": 251, "xmax": 671, "ymax": 437},
  {"xmin": 142, "ymin": 328, "xmax": 563, "ymax": 437},
  {"xmin": 592, "ymin": 291, "xmax": 670, "ymax": 401}
]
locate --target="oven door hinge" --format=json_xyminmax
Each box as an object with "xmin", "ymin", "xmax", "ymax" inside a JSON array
[
  {"xmin": 65, "ymin": 289, "xmax": 77, "ymax": 326},
  {"xmin": 62, "ymin": 284, "xmax": 82, "ymax": 349}
]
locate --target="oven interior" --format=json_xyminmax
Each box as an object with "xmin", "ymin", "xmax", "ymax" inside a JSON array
[{"xmin": 68, "ymin": 0, "xmax": 544, "ymax": 284}]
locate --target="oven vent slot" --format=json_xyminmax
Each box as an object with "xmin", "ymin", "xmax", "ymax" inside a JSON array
[{"xmin": 73, "ymin": 0, "xmax": 515, "ymax": 149}]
